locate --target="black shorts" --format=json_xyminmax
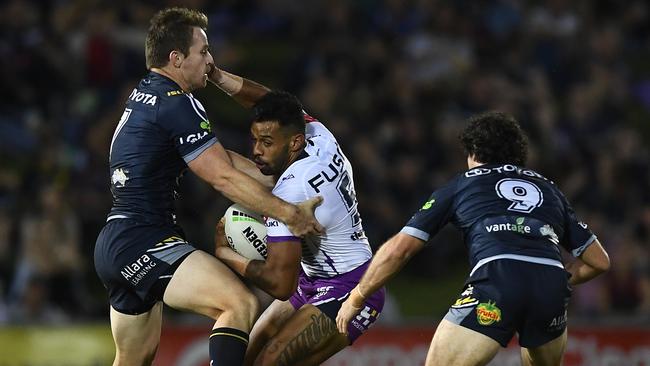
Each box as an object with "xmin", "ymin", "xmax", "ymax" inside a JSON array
[
  {"xmin": 94, "ymin": 218, "xmax": 196, "ymax": 315},
  {"xmin": 443, "ymin": 259, "xmax": 571, "ymax": 348}
]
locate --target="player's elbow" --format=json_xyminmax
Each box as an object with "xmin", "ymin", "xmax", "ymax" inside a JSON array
[{"xmin": 591, "ymin": 251, "xmax": 611, "ymax": 274}]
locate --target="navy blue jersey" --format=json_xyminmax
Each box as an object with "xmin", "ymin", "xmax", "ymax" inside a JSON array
[
  {"xmin": 107, "ymin": 71, "xmax": 217, "ymax": 224},
  {"xmin": 401, "ymin": 164, "xmax": 596, "ymax": 273}
]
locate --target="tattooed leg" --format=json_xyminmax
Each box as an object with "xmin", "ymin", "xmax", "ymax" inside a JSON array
[{"xmin": 256, "ymin": 305, "xmax": 348, "ymax": 366}]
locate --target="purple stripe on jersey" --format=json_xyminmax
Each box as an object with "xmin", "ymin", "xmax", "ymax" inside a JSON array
[{"xmin": 267, "ymin": 235, "xmax": 300, "ymax": 243}]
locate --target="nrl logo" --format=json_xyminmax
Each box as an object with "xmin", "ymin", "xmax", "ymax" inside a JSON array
[{"xmin": 476, "ymin": 301, "xmax": 502, "ymax": 326}]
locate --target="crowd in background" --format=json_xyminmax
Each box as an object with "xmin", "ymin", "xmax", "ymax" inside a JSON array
[{"xmin": 0, "ymin": 0, "xmax": 649, "ymax": 324}]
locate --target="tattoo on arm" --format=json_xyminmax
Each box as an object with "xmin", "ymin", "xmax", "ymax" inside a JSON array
[{"xmin": 276, "ymin": 313, "xmax": 338, "ymax": 366}]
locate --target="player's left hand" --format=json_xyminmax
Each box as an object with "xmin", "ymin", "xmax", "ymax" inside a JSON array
[{"xmin": 336, "ymin": 291, "xmax": 364, "ymax": 335}]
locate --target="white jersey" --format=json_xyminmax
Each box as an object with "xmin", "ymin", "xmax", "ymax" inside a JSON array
[{"xmin": 265, "ymin": 114, "xmax": 372, "ymax": 278}]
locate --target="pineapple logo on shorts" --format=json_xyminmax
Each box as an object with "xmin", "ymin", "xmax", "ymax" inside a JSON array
[{"xmin": 476, "ymin": 300, "xmax": 502, "ymax": 326}]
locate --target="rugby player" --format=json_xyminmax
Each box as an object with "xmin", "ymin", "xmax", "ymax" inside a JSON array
[
  {"xmin": 210, "ymin": 68, "xmax": 385, "ymax": 365},
  {"xmin": 94, "ymin": 8, "xmax": 322, "ymax": 366},
  {"xmin": 336, "ymin": 111, "xmax": 610, "ymax": 366}
]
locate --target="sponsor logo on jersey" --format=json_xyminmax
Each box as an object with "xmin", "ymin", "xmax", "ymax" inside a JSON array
[
  {"xmin": 280, "ymin": 174, "xmax": 295, "ymax": 183},
  {"xmin": 465, "ymin": 164, "xmax": 553, "ymax": 184},
  {"xmin": 200, "ymin": 120, "xmax": 211, "ymax": 132},
  {"xmin": 242, "ymin": 226, "xmax": 268, "ymax": 258},
  {"xmin": 265, "ymin": 218, "xmax": 279, "ymax": 227},
  {"xmin": 128, "ymin": 88, "xmax": 157, "ymax": 105},
  {"xmin": 540, "ymin": 224, "xmax": 560, "ymax": 245},
  {"xmin": 167, "ymin": 90, "xmax": 184, "ymax": 96},
  {"xmin": 578, "ymin": 221, "xmax": 588, "ymax": 229},
  {"xmin": 476, "ymin": 301, "xmax": 502, "ymax": 325},
  {"xmin": 485, "ymin": 217, "xmax": 531, "ymax": 234},
  {"xmin": 121, "ymin": 254, "xmax": 157, "ymax": 285},
  {"xmin": 179, "ymin": 131, "xmax": 209, "ymax": 145},
  {"xmin": 421, "ymin": 199, "xmax": 435, "ymax": 210},
  {"xmin": 307, "ymin": 149, "xmax": 346, "ymax": 193},
  {"xmin": 350, "ymin": 229, "xmax": 367, "ymax": 241},
  {"xmin": 111, "ymin": 168, "xmax": 129, "ymax": 187}
]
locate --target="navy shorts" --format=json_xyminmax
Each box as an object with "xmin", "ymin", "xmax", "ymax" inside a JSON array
[
  {"xmin": 289, "ymin": 261, "xmax": 385, "ymax": 344},
  {"xmin": 443, "ymin": 259, "xmax": 572, "ymax": 348},
  {"xmin": 94, "ymin": 218, "xmax": 196, "ymax": 315}
]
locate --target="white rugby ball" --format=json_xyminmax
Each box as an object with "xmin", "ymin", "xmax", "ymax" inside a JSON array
[{"xmin": 223, "ymin": 204, "xmax": 267, "ymax": 260}]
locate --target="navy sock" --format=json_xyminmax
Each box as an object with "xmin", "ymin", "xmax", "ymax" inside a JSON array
[{"xmin": 209, "ymin": 327, "xmax": 249, "ymax": 366}]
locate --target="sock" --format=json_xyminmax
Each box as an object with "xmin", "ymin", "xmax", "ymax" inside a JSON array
[{"xmin": 209, "ymin": 327, "xmax": 249, "ymax": 366}]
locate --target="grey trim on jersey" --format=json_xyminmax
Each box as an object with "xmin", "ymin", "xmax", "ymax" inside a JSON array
[
  {"xmin": 469, "ymin": 254, "xmax": 564, "ymax": 277},
  {"xmin": 148, "ymin": 243, "xmax": 195, "ymax": 265},
  {"xmin": 444, "ymin": 306, "xmax": 473, "ymax": 325},
  {"xmin": 107, "ymin": 214, "xmax": 129, "ymax": 222},
  {"xmin": 182, "ymin": 137, "xmax": 218, "ymax": 163},
  {"xmin": 571, "ymin": 234, "xmax": 597, "ymax": 257},
  {"xmin": 400, "ymin": 226, "xmax": 430, "ymax": 242}
]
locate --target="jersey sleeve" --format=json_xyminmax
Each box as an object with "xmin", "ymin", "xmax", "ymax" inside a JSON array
[
  {"xmin": 159, "ymin": 94, "xmax": 218, "ymax": 163},
  {"xmin": 559, "ymin": 193, "xmax": 597, "ymax": 257},
  {"xmin": 265, "ymin": 173, "xmax": 308, "ymax": 243},
  {"xmin": 400, "ymin": 178, "xmax": 458, "ymax": 243}
]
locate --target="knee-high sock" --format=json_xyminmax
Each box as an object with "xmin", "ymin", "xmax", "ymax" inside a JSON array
[{"xmin": 209, "ymin": 327, "xmax": 249, "ymax": 366}]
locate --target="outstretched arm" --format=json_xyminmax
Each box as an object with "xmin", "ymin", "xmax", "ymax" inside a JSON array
[
  {"xmin": 336, "ymin": 233, "xmax": 424, "ymax": 334},
  {"xmin": 208, "ymin": 66, "xmax": 270, "ymax": 108}
]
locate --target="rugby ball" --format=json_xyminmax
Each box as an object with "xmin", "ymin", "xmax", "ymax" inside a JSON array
[{"xmin": 223, "ymin": 204, "xmax": 268, "ymax": 260}]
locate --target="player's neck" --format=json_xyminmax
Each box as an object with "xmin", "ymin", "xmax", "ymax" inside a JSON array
[
  {"xmin": 275, "ymin": 143, "xmax": 307, "ymax": 181},
  {"xmin": 150, "ymin": 67, "xmax": 191, "ymax": 92}
]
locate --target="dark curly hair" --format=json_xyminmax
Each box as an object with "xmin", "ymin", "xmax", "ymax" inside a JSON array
[
  {"xmin": 145, "ymin": 7, "xmax": 208, "ymax": 69},
  {"xmin": 252, "ymin": 91, "xmax": 305, "ymax": 135},
  {"xmin": 459, "ymin": 111, "xmax": 528, "ymax": 166}
]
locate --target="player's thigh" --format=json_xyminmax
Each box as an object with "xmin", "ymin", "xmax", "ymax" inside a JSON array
[
  {"xmin": 110, "ymin": 302, "xmax": 163, "ymax": 365},
  {"xmin": 521, "ymin": 329, "xmax": 567, "ymax": 366},
  {"xmin": 245, "ymin": 300, "xmax": 297, "ymax": 366},
  {"xmin": 426, "ymin": 319, "xmax": 500, "ymax": 366},
  {"xmin": 255, "ymin": 304, "xmax": 348, "ymax": 366},
  {"xmin": 163, "ymin": 250, "xmax": 257, "ymax": 320}
]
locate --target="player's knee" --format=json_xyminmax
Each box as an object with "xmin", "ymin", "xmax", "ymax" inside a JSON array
[
  {"xmin": 219, "ymin": 290, "xmax": 259, "ymax": 323},
  {"xmin": 114, "ymin": 343, "xmax": 158, "ymax": 366}
]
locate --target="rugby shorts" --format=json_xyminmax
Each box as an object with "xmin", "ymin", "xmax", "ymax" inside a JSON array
[
  {"xmin": 443, "ymin": 259, "xmax": 571, "ymax": 348},
  {"xmin": 289, "ymin": 260, "xmax": 385, "ymax": 343},
  {"xmin": 94, "ymin": 218, "xmax": 195, "ymax": 315}
]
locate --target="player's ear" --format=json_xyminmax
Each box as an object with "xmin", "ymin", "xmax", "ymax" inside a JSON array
[
  {"xmin": 289, "ymin": 134, "xmax": 305, "ymax": 153},
  {"xmin": 169, "ymin": 50, "xmax": 184, "ymax": 68}
]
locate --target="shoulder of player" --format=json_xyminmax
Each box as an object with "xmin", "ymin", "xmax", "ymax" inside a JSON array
[
  {"xmin": 157, "ymin": 91, "xmax": 209, "ymax": 120},
  {"xmin": 272, "ymin": 158, "xmax": 322, "ymax": 194}
]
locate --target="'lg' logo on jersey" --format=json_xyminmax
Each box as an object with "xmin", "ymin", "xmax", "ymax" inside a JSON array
[{"xmin": 179, "ymin": 131, "xmax": 208, "ymax": 145}]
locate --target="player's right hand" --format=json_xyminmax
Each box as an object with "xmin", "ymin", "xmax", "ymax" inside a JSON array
[{"xmin": 287, "ymin": 196, "xmax": 324, "ymax": 237}]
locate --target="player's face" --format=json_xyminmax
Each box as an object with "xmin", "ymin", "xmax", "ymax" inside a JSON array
[
  {"xmin": 179, "ymin": 27, "xmax": 213, "ymax": 91},
  {"xmin": 251, "ymin": 121, "xmax": 294, "ymax": 176}
]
